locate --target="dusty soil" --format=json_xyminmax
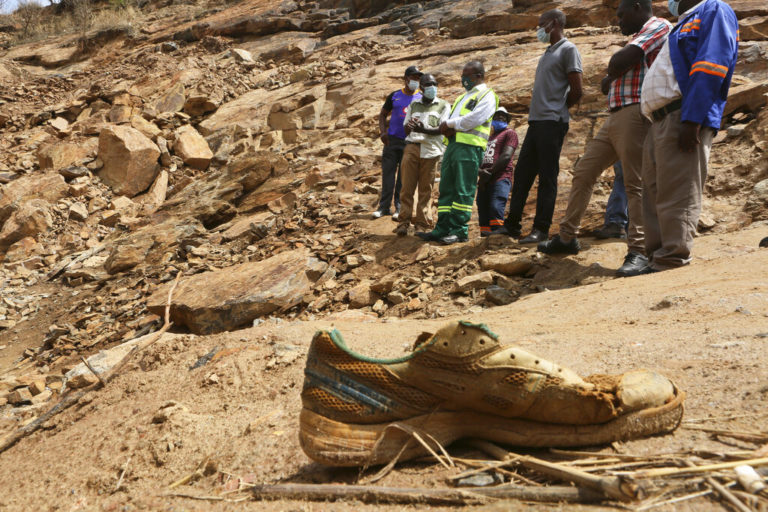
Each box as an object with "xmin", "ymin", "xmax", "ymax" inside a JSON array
[{"xmin": 0, "ymin": 223, "xmax": 766, "ymax": 511}]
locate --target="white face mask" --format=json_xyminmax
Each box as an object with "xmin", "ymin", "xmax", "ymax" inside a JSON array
[
  {"xmin": 668, "ymin": 0, "xmax": 680, "ymax": 16},
  {"xmin": 537, "ymin": 27, "xmax": 551, "ymax": 44},
  {"xmin": 407, "ymin": 80, "xmax": 419, "ymax": 92}
]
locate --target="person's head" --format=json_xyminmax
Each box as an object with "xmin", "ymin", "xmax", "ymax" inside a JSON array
[
  {"xmin": 461, "ymin": 60, "xmax": 485, "ymax": 91},
  {"xmin": 420, "ymin": 73, "xmax": 438, "ymax": 101},
  {"xmin": 404, "ymin": 65, "xmax": 423, "ymax": 92},
  {"xmin": 491, "ymin": 107, "xmax": 510, "ymax": 133},
  {"xmin": 537, "ymin": 9, "xmax": 566, "ymax": 44},
  {"xmin": 616, "ymin": 0, "xmax": 652, "ymax": 36}
]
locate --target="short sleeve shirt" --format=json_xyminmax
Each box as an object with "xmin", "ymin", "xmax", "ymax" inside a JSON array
[
  {"xmin": 383, "ymin": 89, "xmax": 421, "ymax": 140},
  {"xmin": 480, "ymin": 128, "xmax": 519, "ymax": 181},
  {"xmin": 608, "ymin": 17, "xmax": 673, "ymax": 109},
  {"xmin": 529, "ymin": 39, "xmax": 582, "ymax": 122}
]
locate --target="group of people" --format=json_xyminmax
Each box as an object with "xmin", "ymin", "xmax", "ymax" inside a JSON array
[{"xmin": 374, "ymin": 0, "xmax": 739, "ymax": 276}]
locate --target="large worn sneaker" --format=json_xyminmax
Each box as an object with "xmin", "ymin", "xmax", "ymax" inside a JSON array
[{"xmin": 299, "ymin": 321, "xmax": 684, "ymax": 467}]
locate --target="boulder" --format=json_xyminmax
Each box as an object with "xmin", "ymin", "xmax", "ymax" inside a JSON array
[
  {"xmin": 348, "ymin": 281, "xmax": 378, "ymax": 308},
  {"xmin": 97, "ymin": 125, "xmax": 161, "ymax": 197},
  {"xmin": 740, "ymin": 16, "xmax": 768, "ymax": 41},
  {"xmin": 155, "ymin": 82, "xmax": 186, "ymax": 113},
  {"xmin": 485, "ymin": 285, "xmax": 515, "ymax": 306},
  {"xmin": 173, "ymin": 125, "xmax": 213, "ymax": 169},
  {"xmin": 130, "ymin": 115, "xmax": 161, "ymax": 139},
  {"xmin": 0, "ymin": 173, "xmax": 67, "ymax": 227},
  {"xmin": 453, "ymin": 272, "xmax": 494, "ymax": 293},
  {"xmin": 231, "ymin": 48, "xmax": 254, "ymax": 62},
  {"xmin": 68, "ymin": 202, "xmax": 89, "ymax": 221},
  {"xmin": 480, "ymin": 254, "xmax": 535, "ymax": 276},
  {"xmin": 0, "ymin": 200, "xmax": 52, "ymax": 252},
  {"xmin": 723, "ymin": 81, "xmax": 768, "ymax": 117},
  {"xmin": 183, "ymin": 95, "xmax": 220, "ymax": 116},
  {"xmin": 146, "ymin": 249, "xmax": 327, "ymax": 334},
  {"xmin": 37, "ymin": 142, "xmax": 90, "ymax": 170}
]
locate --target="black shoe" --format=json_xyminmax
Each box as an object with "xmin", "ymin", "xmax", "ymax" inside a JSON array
[
  {"xmin": 760, "ymin": 236, "xmax": 768, "ymax": 248},
  {"xmin": 439, "ymin": 234, "xmax": 468, "ymax": 245},
  {"xmin": 519, "ymin": 229, "xmax": 548, "ymax": 244},
  {"xmin": 594, "ymin": 222, "xmax": 627, "ymax": 240},
  {"xmin": 480, "ymin": 231, "xmax": 492, "ymax": 238},
  {"xmin": 538, "ymin": 234, "xmax": 581, "ymax": 255},
  {"xmin": 495, "ymin": 226, "xmax": 521, "ymax": 238},
  {"xmin": 616, "ymin": 252, "xmax": 650, "ymax": 277},
  {"xmin": 416, "ymin": 231, "xmax": 439, "ymax": 242}
]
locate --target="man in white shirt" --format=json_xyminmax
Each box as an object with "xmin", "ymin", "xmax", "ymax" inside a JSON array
[
  {"xmin": 395, "ymin": 74, "xmax": 450, "ymax": 236},
  {"xmin": 416, "ymin": 61, "xmax": 499, "ymax": 245}
]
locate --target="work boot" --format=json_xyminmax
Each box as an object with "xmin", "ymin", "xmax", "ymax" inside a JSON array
[
  {"xmin": 371, "ymin": 209, "xmax": 390, "ymax": 219},
  {"xmin": 616, "ymin": 252, "xmax": 649, "ymax": 277},
  {"xmin": 393, "ymin": 224, "xmax": 411, "ymax": 237},
  {"xmin": 519, "ymin": 229, "xmax": 547, "ymax": 244},
  {"xmin": 299, "ymin": 321, "xmax": 685, "ymax": 467},
  {"xmin": 537, "ymin": 235, "xmax": 581, "ymax": 255},
  {"xmin": 594, "ymin": 222, "xmax": 627, "ymax": 240}
]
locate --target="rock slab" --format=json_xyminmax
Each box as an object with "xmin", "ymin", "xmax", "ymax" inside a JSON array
[
  {"xmin": 173, "ymin": 125, "xmax": 213, "ymax": 169},
  {"xmin": 147, "ymin": 249, "xmax": 327, "ymax": 334}
]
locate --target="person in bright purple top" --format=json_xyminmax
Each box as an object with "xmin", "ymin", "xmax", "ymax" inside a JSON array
[{"xmin": 373, "ymin": 65, "xmax": 423, "ymax": 219}]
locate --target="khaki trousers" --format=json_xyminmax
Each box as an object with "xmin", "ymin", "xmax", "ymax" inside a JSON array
[
  {"xmin": 642, "ymin": 109, "xmax": 713, "ymax": 270},
  {"xmin": 398, "ymin": 143, "xmax": 439, "ymax": 230},
  {"xmin": 559, "ymin": 104, "xmax": 649, "ymax": 254}
]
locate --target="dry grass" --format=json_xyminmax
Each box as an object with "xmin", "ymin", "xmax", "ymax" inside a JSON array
[{"xmin": 10, "ymin": 0, "xmax": 139, "ymax": 45}]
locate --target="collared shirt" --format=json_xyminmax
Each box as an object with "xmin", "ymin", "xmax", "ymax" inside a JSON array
[
  {"xmin": 529, "ymin": 38, "xmax": 582, "ymax": 122},
  {"xmin": 640, "ymin": 1, "xmax": 708, "ymax": 120},
  {"xmin": 383, "ymin": 88, "xmax": 421, "ymax": 139},
  {"xmin": 445, "ymin": 83, "xmax": 497, "ymax": 132},
  {"xmin": 608, "ymin": 16, "xmax": 672, "ymax": 109},
  {"xmin": 403, "ymin": 97, "xmax": 451, "ymax": 159}
]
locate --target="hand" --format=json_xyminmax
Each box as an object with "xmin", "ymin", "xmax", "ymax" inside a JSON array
[
  {"xmin": 601, "ymin": 75, "xmax": 612, "ymax": 96},
  {"xmin": 678, "ymin": 122, "xmax": 701, "ymax": 153},
  {"xmin": 406, "ymin": 118, "xmax": 420, "ymax": 132},
  {"xmin": 380, "ymin": 133, "xmax": 389, "ymax": 146},
  {"xmin": 439, "ymin": 121, "xmax": 456, "ymax": 137},
  {"xmin": 478, "ymin": 169, "xmax": 493, "ymax": 189}
]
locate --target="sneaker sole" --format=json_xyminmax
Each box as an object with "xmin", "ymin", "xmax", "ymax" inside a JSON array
[{"xmin": 299, "ymin": 387, "xmax": 685, "ymax": 467}]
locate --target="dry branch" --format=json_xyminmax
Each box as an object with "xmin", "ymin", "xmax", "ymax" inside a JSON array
[
  {"xmin": 249, "ymin": 482, "xmax": 604, "ymax": 505},
  {"xmin": 468, "ymin": 439, "xmax": 642, "ymax": 502},
  {"xmin": 637, "ymin": 457, "xmax": 768, "ymax": 478},
  {"xmin": 684, "ymin": 460, "xmax": 752, "ymax": 512}
]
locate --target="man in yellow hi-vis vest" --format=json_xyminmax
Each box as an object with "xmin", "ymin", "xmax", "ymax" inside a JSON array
[{"xmin": 416, "ymin": 61, "xmax": 499, "ymax": 245}]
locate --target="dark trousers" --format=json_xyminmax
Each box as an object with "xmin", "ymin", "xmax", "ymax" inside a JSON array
[
  {"xmin": 477, "ymin": 178, "xmax": 512, "ymax": 233},
  {"xmin": 378, "ymin": 137, "xmax": 405, "ymax": 213},
  {"xmin": 505, "ymin": 120, "xmax": 569, "ymax": 234}
]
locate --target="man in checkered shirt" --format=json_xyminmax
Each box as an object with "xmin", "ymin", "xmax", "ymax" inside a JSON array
[{"xmin": 538, "ymin": 0, "xmax": 671, "ymax": 278}]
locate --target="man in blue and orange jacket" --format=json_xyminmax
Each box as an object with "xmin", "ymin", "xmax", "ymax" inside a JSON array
[{"xmin": 636, "ymin": 0, "xmax": 738, "ymax": 274}]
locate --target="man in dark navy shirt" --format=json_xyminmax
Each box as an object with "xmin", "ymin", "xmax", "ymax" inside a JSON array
[{"xmin": 374, "ymin": 65, "xmax": 423, "ymax": 219}]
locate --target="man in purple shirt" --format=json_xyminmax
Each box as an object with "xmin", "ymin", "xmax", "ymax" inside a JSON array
[{"xmin": 374, "ymin": 65, "xmax": 423, "ymax": 219}]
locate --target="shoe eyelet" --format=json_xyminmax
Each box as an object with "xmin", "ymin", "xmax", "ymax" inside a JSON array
[
  {"xmin": 534, "ymin": 360, "xmax": 540, "ymax": 365},
  {"xmin": 510, "ymin": 354, "xmax": 515, "ymax": 359},
  {"xmin": 461, "ymin": 330, "xmax": 466, "ymax": 335},
  {"xmin": 443, "ymin": 342, "xmax": 448, "ymax": 347},
  {"xmin": 479, "ymin": 339, "xmax": 485, "ymax": 345}
]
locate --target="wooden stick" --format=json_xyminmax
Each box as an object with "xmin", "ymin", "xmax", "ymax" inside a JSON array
[
  {"xmin": 0, "ymin": 273, "xmax": 180, "ymax": 456},
  {"xmin": 684, "ymin": 461, "xmax": 751, "ymax": 512},
  {"xmin": 81, "ymin": 356, "xmax": 106, "ymax": 388},
  {"xmin": 250, "ymin": 482, "xmax": 605, "ymax": 505},
  {"xmin": 114, "ymin": 456, "xmax": 131, "ymax": 493},
  {"xmin": 637, "ymin": 457, "xmax": 768, "ymax": 478},
  {"xmin": 468, "ymin": 439, "xmax": 642, "ymax": 502}
]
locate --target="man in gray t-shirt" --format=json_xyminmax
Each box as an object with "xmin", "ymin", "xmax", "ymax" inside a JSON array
[{"xmin": 501, "ymin": 9, "xmax": 583, "ymax": 244}]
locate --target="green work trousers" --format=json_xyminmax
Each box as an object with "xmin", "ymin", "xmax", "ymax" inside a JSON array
[{"xmin": 431, "ymin": 142, "xmax": 485, "ymax": 238}]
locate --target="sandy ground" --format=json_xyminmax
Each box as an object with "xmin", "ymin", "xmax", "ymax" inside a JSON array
[{"xmin": 0, "ymin": 223, "xmax": 766, "ymax": 511}]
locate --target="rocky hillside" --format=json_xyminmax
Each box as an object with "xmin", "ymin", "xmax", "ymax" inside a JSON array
[{"xmin": 0, "ymin": 0, "xmax": 766, "ymax": 507}]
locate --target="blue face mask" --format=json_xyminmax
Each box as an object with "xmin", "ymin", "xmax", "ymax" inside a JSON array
[
  {"xmin": 668, "ymin": 0, "xmax": 680, "ymax": 16},
  {"xmin": 491, "ymin": 120, "xmax": 508, "ymax": 133},
  {"xmin": 422, "ymin": 85, "xmax": 437, "ymax": 100},
  {"xmin": 461, "ymin": 76, "xmax": 475, "ymax": 92},
  {"xmin": 536, "ymin": 26, "xmax": 551, "ymax": 44}
]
